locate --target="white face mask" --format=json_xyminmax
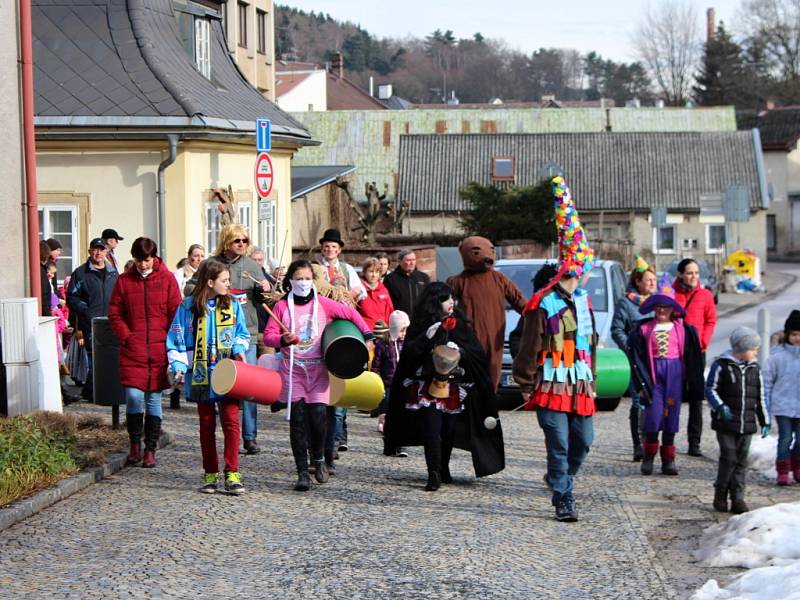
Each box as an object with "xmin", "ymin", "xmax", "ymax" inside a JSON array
[{"xmin": 291, "ymin": 280, "xmax": 313, "ymax": 297}]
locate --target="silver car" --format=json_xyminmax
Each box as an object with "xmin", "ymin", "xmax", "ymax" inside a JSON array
[{"xmin": 495, "ymin": 258, "xmax": 628, "ymax": 409}]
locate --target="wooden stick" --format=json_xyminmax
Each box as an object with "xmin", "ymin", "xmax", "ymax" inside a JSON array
[
  {"xmin": 261, "ymin": 302, "xmax": 291, "ymax": 335},
  {"xmin": 241, "ymin": 271, "xmax": 263, "ymax": 284}
]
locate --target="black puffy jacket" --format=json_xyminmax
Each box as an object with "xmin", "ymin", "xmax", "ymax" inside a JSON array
[
  {"xmin": 66, "ymin": 260, "xmax": 118, "ymax": 345},
  {"xmin": 706, "ymin": 353, "xmax": 767, "ymax": 434}
]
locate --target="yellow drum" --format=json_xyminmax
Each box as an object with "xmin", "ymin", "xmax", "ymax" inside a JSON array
[{"xmin": 329, "ymin": 371, "xmax": 384, "ymax": 411}]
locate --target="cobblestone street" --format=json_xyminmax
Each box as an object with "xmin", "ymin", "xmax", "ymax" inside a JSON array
[{"xmin": 2, "ymin": 396, "xmax": 796, "ymax": 599}]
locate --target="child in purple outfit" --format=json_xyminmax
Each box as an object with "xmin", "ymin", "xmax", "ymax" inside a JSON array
[
  {"xmin": 627, "ymin": 276, "xmax": 704, "ymax": 476},
  {"xmin": 373, "ymin": 310, "xmax": 409, "ymax": 455}
]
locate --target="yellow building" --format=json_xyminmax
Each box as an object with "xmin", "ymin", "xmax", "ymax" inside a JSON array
[
  {"xmin": 33, "ymin": 0, "xmax": 313, "ymax": 276},
  {"xmin": 221, "ymin": 0, "xmax": 276, "ymax": 101}
]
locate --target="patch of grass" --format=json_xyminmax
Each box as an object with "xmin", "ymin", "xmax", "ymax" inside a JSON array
[{"xmin": 0, "ymin": 411, "xmax": 128, "ymax": 507}]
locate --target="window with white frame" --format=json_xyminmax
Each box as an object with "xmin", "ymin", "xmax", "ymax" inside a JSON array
[
  {"xmin": 259, "ymin": 200, "xmax": 277, "ymax": 261},
  {"xmin": 653, "ymin": 225, "xmax": 677, "ymax": 254},
  {"xmin": 206, "ymin": 202, "xmax": 222, "ymax": 253},
  {"xmin": 195, "ymin": 18, "xmax": 211, "ymax": 78},
  {"xmin": 706, "ymin": 224, "xmax": 726, "ymax": 254},
  {"xmin": 38, "ymin": 205, "xmax": 78, "ymax": 284},
  {"xmin": 238, "ymin": 202, "xmax": 252, "ymax": 232}
]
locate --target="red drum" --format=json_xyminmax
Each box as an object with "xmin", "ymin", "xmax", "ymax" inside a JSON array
[{"xmin": 211, "ymin": 358, "xmax": 282, "ymax": 405}]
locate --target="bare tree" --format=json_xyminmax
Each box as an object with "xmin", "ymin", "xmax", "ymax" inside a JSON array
[
  {"xmin": 741, "ymin": 0, "xmax": 800, "ymax": 80},
  {"xmin": 633, "ymin": 1, "xmax": 700, "ymax": 106}
]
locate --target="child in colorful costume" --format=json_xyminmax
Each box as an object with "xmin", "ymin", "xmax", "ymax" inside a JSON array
[
  {"xmin": 264, "ymin": 259, "xmax": 373, "ymax": 492},
  {"xmin": 167, "ymin": 259, "xmax": 251, "ymax": 494},
  {"xmin": 627, "ymin": 276, "xmax": 703, "ymax": 476},
  {"xmin": 513, "ymin": 176, "xmax": 597, "ymax": 522}
]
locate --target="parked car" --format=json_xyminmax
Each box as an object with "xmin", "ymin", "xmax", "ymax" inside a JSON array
[
  {"xmin": 494, "ymin": 258, "xmax": 628, "ymax": 409},
  {"xmin": 662, "ymin": 259, "xmax": 720, "ymax": 304}
]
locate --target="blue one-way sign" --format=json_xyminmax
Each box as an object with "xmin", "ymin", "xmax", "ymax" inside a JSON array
[{"xmin": 256, "ymin": 118, "xmax": 271, "ymax": 152}]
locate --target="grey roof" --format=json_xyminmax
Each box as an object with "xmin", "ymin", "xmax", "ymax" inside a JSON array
[
  {"xmin": 292, "ymin": 165, "xmax": 356, "ymax": 199},
  {"xmin": 737, "ymin": 108, "xmax": 800, "ymax": 150},
  {"xmin": 33, "ymin": 0, "xmax": 311, "ymax": 140},
  {"xmin": 398, "ymin": 132, "xmax": 766, "ymax": 213}
]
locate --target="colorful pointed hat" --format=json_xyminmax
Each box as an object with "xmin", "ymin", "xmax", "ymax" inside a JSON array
[
  {"xmin": 633, "ymin": 254, "xmax": 650, "ymax": 273},
  {"xmin": 639, "ymin": 273, "xmax": 685, "ymax": 316},
  {"xmin": 552, "ymin": 176, "xmax": 594, "ymax": 278}
]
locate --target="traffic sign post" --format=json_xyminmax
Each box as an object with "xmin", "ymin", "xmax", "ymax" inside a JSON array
[
  {"xmin": 254, "ymin": 151, "xmax": 274, "ymax": 199},
  {"xmin": 256, "ymin": 118, "xmax": 271, "ymax": 152}
]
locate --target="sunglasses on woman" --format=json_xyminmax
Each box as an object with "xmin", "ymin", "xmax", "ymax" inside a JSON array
[{"xmin": 232, "ymin": 238, "xmax": 249, "ymax": 244}]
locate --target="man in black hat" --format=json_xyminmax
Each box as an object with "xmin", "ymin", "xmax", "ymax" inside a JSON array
[
  {"xmin": 101, "ymin": 228, "xmax": 124, "ymax": 271},
  {"xmin": 318, "ymin": 229, "xmax": 364, "ymax": 303},
  {"xmin": 67, "ymin": 238, "xmax": 119, "ymax": 401}
]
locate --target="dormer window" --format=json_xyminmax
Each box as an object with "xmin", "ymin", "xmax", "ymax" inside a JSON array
[
  {"xmin": 175, "ymin": 1, "xmax": 219, "ymax": 80},
  {"xmin": 491, "ymin": 157, "xmax": 515, "ymax": 181}
]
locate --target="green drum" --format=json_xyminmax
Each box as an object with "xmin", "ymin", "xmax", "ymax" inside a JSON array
[
  {"xmin": 322, "ymin": 319, "xmax": 369, "ymax": 379},
  {"xmin": 594, "ymin": 347, "xmax": 631, "ymax": 399}
]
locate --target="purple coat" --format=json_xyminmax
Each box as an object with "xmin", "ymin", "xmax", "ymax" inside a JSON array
[{"xmin": 372, "ymin": 338, "xmax": 403, "ymax": 388}]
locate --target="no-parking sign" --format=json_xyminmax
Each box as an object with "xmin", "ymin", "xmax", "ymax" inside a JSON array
[{"xmin": 254, "ymin": 152, "xmax": 274, "ymax": 199}]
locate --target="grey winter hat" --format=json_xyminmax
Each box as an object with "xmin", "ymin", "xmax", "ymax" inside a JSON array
[{"xmin": 730, "ymin": 326, "xmax": 761, "ymax": 353}]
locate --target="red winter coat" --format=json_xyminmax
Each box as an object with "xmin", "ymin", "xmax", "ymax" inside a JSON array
[
  {"xmin": 108, "ymin": 258, "xmax": 182, "ymax": 391},
  {"xmin": 357, "ymin": 279, "xmax": 394, "ymax": 330},
  {"xmin": 673, "ymin": 279, "xmax": 717, "ymax": 352}
]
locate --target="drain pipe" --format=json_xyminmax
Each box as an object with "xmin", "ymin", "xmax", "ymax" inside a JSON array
[
  {"xmin": 20, "ymin": 0, "xmax": 41, "ymax": 308},
  {"xmin": 157, "ymin": 135, "xmax": 178, "ymax": 258}
]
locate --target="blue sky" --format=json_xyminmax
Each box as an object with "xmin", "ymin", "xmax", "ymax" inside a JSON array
[{"xmin": 281, "ymin": 0, "xmax": 746, "ymax": 62}]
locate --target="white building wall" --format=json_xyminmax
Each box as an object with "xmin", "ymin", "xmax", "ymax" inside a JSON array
[
  {"xmin": 0, "ymin": 3, "xmax": 27, "ymax": 298},
  {"xmin": 276, "ymin": 70, "xmax": 327, "ymax": 112}
]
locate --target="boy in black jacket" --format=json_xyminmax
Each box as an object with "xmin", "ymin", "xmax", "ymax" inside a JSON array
[{"xmin": 705, "ymin": 326, "xmax": 770, "ymax": 514}]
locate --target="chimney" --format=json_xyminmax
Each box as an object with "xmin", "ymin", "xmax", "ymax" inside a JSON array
[
  {"xmin": 330, "ymin": 51, "xmax": 344, "ymax": 79},
  {"xmin": 707, "ymin": 8, "xmax": 716, "ymax": 42}
]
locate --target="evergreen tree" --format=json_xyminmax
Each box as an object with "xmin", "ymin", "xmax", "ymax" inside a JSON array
[{"xmin": 694, "ymin": 24, "xmax": 755, "ymax": 107}]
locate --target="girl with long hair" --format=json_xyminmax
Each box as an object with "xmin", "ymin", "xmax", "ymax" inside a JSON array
[
  {"xmin": 264, "ymin": 259, "xmax": 373, "ymax": 492},
  {"xmin": 167, "ymin": 259, "xmax": 251, "ymax": 494}
]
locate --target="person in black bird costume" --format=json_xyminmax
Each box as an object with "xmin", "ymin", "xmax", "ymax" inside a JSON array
[{"xmin": 383, "ymin": 282, "xmax": 505, "ymax": 491}]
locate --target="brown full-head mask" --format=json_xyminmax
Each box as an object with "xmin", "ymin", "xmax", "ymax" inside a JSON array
[{"xmin": 459, "ymin": 236, "xmax": 496, "ymax": 272}]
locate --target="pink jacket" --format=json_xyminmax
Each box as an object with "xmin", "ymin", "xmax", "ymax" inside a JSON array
[{"xmin": 264, "ymin": 294, "xmax": 371, "ymax": 350}]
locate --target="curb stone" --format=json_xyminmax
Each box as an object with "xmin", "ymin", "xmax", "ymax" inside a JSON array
[{"xmin": 0, "ymin": 431, "xmax": 174, "ymax": 532}]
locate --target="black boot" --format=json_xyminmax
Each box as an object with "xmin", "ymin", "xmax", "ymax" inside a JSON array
[
  {"xmin": 713, "ymin": 487, "xmax": 729, "ymax": 512},
  {"xmin": 306, "ymin": 404, "xmax": 329, "ymax": 483},
  {"xmin": 423, "ymin": 442, "xmax": 442, "ymax": 492},
  {"xmin": 142, "ymin": 415, "xmax": 161, "ymax": 468},
  {"xmin": 440, "ymin": 442, "xmax": 453, "ymax": 484},
  {"xmin": 289, "ymin": 403, "xmax": 310, "ymax": 491},
  {"xmin": 324, "ymin": 447, "xmax": 336, "ymax": 476},
  {"xmin": 630, "ymin": 406, "xmax": 644, "ymax": 462},
  {"xmin": 125, "ymin": 413, "xmax": 144, "ymax": 465},
  {"xmin": 169, "ymin": 388, "xmax": 181, "ymax": 410}
]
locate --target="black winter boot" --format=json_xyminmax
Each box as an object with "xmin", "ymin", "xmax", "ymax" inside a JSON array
[
  {"xmin": 630, "ymin": 406, "xmax": 644, "ymax": 462},
  {"xmin": 324, "ymin": 447, "xmax": 336, "ymax": 476},
  {"xmin": 125, "ymin": 413, "xmax": 144, "ymax": 465},
  {"xmin": 440, "ymin": 443, "xmax": 454, "ymax": 484},
  {"xmin": 423, "ymin": 442, "xmax": 442, "ymax": 492},
  {"xmin": 713, "ymin": 487, "xmax": 729, "ymax": 512},
  {"xmin": 289, "ymin": 403, "xmax": 310, "ymax": 491}
]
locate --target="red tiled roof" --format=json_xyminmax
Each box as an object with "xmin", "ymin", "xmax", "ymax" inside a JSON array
[
  {"xmin": 326, "ymin": 73, "xmax": 387, "ymax": 110},
  {"xmin": 275, "ymin": 71, "xmax": 314, "ymax": 98}
]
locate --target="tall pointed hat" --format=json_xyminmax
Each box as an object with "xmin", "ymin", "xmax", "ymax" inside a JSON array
[
  {"xmin": 523, "ymin": 176, "xmax": 594, "ymax": 313},
  {"xmin": 553, "ymin": 176, "xmax": 594, "ymax": 278}
]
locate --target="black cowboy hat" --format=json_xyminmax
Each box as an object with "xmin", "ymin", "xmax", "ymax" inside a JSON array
[{"xmin": 319, "ymin": 228, "xmax": 345, "ymax": 247}]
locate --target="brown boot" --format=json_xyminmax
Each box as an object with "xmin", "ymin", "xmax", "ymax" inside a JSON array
[
  {"xmin": 730, "ymin": 495, "xmax": 749, "ymax": 515},
  {"xmin": 713, "ymin": 487, "xmax": 728, "ymax": 512}
]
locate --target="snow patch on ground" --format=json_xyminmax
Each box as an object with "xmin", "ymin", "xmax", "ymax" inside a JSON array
[
  {"xmin": 691, "ymin": 502, "xmax": 800, "ymax": 600},
  {"xmin": 747, "ymin": 434, "xmax": 777, "ymax": 480}
]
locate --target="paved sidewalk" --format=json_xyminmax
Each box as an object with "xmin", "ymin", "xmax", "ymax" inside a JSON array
[
  {"xmin": 716, "ymin": 269, "xmax": 795, "ymax": 318},
  {"xmin": 1, "ymin": 399, "xmax": 795, "ymax": 599}
]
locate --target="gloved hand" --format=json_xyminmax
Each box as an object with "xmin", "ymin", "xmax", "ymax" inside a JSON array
[
  {"xmin": 717, "ymin": 405, "xmax": 733, "ymax": 422},
  {"xmin": 426, "ymin": 321, "xmax": 441, "ymax": 339},
  {"xmin": 761, "ymin": 424, "xmax": 771, "ymax": 438}
]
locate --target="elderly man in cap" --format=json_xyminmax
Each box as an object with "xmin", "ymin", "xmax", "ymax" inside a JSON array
[
  {"xmin": 102, "ymin": 228, "xmax": 124, "ymax": 271},
  {"xmin": 67, "ymin": 237, "xmax": 119, "ymax": 401}
]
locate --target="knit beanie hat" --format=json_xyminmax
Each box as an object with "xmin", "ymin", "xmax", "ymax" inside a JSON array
[
  {"xmin": 389, "ymin": 310, "xmax": 410, "ymax": 341},
  {"xmin": 730, "ymin": 326, "xmax": 761, "ymax": 353},
  {"xmin": 784, "ymin": 310, "xmax": 800, "ymax": 336}
]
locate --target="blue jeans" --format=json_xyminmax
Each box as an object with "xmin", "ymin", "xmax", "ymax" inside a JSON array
[
  {"xmin": 536, "ymin": 408, "xmax": 594, "ymax": 504},
  {"xmin": 776, "ymin": 416, "xmax": 800, "ymax": 460},
  {"xmin": 125, "ymin": 387, "xmax": 163, "ymax": 418},
  {"xmin": 241, "ymin": 344, "xmax": 259, "ymax": 441},
  {"xmin": 325, "ymin": 406, "xmax": 348, "ymax": 453}
]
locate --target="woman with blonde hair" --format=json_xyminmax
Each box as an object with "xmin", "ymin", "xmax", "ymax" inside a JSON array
[{"xmin": 186, "ymin": 224, "xmax": 270, "ymax": 454}]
